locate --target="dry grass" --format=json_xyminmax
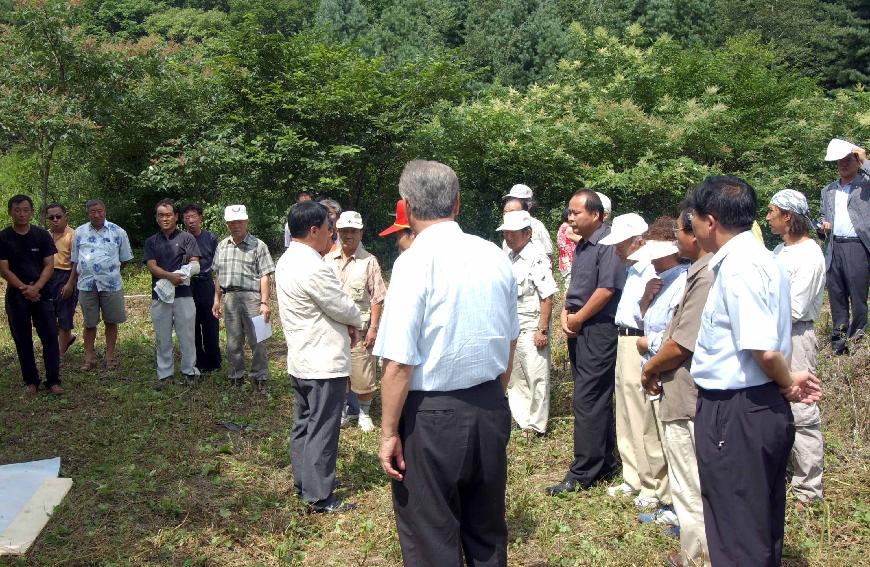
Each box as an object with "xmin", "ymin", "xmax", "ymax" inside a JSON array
[{"xmin": 0, "ymin": 270, "xmax": 868, "ymax": 566}]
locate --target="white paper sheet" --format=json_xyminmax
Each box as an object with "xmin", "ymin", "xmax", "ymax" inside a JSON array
[
  {"xmin": 0, "ymin": 458, "xmax": 60, "ymax": 534},
  {"xmin": 251, "ymin": 315, "xmax": 272, "ymax": 343}
]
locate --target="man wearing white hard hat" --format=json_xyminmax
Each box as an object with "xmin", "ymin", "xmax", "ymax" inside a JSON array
[
  {"xmin": 498, "ymin": 210, "xmax": 558, "ymax": 436},
  {"xmin": 598, "ymin": 213, "xmax": 669, "ymax": 513},
  {"xmin": 327, "ymin": 211, "xmax": 387, "ymax": 432},
  {"xmin": 212, "ymin": 205, "xmax": 275, "ymax": 390},
  {"xmin": 502, "ymin": 184, "xmax": 554, "ymax": 263},
  {"xmin": 767, "ymin": 189, "xmax": 826, "ymax": 504},
  {"xmin": 819, "ymin": 138, "xmax": 870, "ymax": 354}
]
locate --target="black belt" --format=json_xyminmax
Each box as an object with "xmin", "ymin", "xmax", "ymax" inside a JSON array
[
  {"xmin": 617, "ymin": 326, "xmax": 644, "ymax": 337},
  {"xmin": 221, "ymin": 286, "xmax": 257, "ymax": 293},
  {"xmin": 833, "ymin": 236, "xmax": 861, "ymax": 243},
  {"xmin": 192, "ymin": 273, "xmax": 212, "ymax": 280}
]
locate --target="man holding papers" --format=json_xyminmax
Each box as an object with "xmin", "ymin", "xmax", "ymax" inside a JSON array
[{"xmin": 212, "ymin": 205, "xmax": 275, "ymax": 391}]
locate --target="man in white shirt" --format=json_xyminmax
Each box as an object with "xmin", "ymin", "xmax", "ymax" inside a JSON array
[
  {"xmin": 498, "ymin": 210, "xmax": 558, "ymax": 436},
  {"xmin": 598, "ymin": 213, "xmax": 668, "ymax": 509},
  {"xmin": 275, "ymin": 200, "xmax": 362, "ymax": 513},
  {"xmin": 818, "ymin": 138, "xmax": 870, "ymax": 354},
  {"xmin": 374, "ymin": 160, "xmax": 519, "ymax": 567},
  {"xmin": 767, "ymin": 189, "xmax": 826, "ymax": 504},
  {"xmin": 688, "ymin": 175, "xmax": 821, "ymax": 565}
]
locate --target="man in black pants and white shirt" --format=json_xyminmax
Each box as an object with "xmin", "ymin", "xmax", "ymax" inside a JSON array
[{"xmin": 0, "ymin": 194, "xmax": 61, "ymax": 394}]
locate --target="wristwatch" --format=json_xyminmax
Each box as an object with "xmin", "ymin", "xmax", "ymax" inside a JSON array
[{"xmin": 537, "ymin": 328, "xmax": 548, "ymax": 335}]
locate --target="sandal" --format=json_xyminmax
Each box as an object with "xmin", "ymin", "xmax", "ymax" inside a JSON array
[
  {"xmin": 80, "ymin": 360, "xmax": 97, "ymax": 371},
  {"xmin": 106, "ymin": 359, "xmax": 119, "ymax": 370}
]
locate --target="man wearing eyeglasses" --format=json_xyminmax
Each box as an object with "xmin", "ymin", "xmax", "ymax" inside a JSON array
[{"xmin": 45, "ymin": 203, "xmax": 78, "ymax": 359}]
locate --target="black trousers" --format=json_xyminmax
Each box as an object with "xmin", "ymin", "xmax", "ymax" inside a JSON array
[
  {"xmin": 696, "ymin": 382, "xmax": 794, "ymax": 566},
  {"xmin": 6, "ymin": 290, "xmax": 60, "ymax": 387},
  {"xmin": 393, "ymin": 379, "xmax": 510, "ymax": 567},
  {"xmin": 827, "ymin": 240, "xmax": 869, "ymax": 349},
  {"xmin": 191, "ymin": 277, "xmax": 221, "ymax": 371},
  {"xmin": 289, "ymin": 376, "xmax": 346, "ymax": 505},
  {"xmin": 566, "ymin": 320, "xmax": 618, "ymax": 487}
]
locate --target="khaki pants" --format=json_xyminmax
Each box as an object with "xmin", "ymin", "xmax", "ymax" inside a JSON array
[
  {"xmin": 664, "ymin": 419, "xmax": 708, "ymax": 566},
  {"xmin": 223, "ymin": 291, "xmax": 268, "ymax": 382},
  {"xmin": 788, "ymin": 321, "xmax": 823, "ymax": 502},
  {"xmin": 507, "ymin": 328, "xmax": 550, "ymax": 433},
  {"xmin": 615, "ymin": 335, "xmax": 668, "ymax": 500},
  {"xmin": 350, "ymin": 326, "xmax": 377, "ymax": 395}
]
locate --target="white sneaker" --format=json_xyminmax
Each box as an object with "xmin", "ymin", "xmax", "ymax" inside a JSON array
[
  {"xmin": 633, "ymin": 495, "xmax": 661, "ymax": 509},
  {"xmin": 607, "ymin": 482, "xmax": 639, "ymax": 497},
  {"xmin": 358, "ymin": 413, "xmax": 375, "ymax": 432},
  {"xmin": 654, "ymin": 508, "xmax": 679, "ymax": 526},
  {"xmin": 340, "ymin": 411, "xmax": 358, "ymax": 428}
]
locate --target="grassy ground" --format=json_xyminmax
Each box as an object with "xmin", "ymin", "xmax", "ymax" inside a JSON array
[{"xmin": 0, "ymin": 266, "xmax": 869, "ymax": 566}]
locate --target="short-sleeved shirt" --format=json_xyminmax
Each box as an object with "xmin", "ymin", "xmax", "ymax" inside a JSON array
[
  {"xmin": 658, "ymin": 253, "xmax": 714, "ymax": 422},
  {"xmin": 614, "ymin": 260, "xmax": 656, "ymax": 330},
  {"xmin": 556, "ymin": 223, "xmax": 577, "ymax": 273},
  {"xmin": 691, "ymin": 231, "xmax": 792, "ymax": 390},
  {"xmin": 52, "ymin": 226, "xmax": 74, "ymax": 270},
  {"xmin": 71, "ymin": 221, "xmax": 134, "ymax": 293},
  {"xmin": 143, "ymin": 229, "xmax": 201, "ymax": 300},
  {"xmin": 773, "ymin": 239, "xmax": 825, "ymax": 322},
  {"xmin": 327, "ymin": 245, "xmax": 387, "ymax": 304},
  {"xmin": 0, "ymin": 225, "xmax": 57, "ymax": 285},
  {"xmin": 373, "ymin": 221, "xmax": 520, "ymax": 392},
  {"xmin": 509, "ymin": 240, "xmax": 558, "ymax": 330},
  {"xmin": 190, "ymin": 230, "xmax": 218, "ymax": 274},
  {"xmin": 564, "ymin": 223, "xmax": 626, "ymax": 321},
  {"xmin": 642, "ymin": 263, "xmax": 688, "ymax": 361},
  {"xmin": 214, "ymin": 233, "xmax": 275, "ymax": 291}
]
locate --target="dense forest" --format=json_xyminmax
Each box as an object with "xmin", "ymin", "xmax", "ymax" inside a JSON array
[{"xmin": 1, "ymin": 0, "xmax": 868, "ymax": 248}]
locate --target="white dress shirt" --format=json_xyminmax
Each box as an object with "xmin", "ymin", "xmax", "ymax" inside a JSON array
[
  {"xmin": 773, "ymin": 239, "xmax": 826, "ymax": 322},
  {"xmin": 833, "ymin": 180, "xmax": 858, "ymax": 237},
  {"xmin": 614, "ymin": 260, "xmax": 656, "ymax": 330},
  {"xmin": 275, "ymin": 241, "xmax": 362, "ymax": 379},
  {"xmin": 642, "ymin": 263, "xmax": 688, "ymax": 361},
  {"xmin": 692, "ymin": 231, "xmax": 792, "ymax": 390},
  {"xmin": 374, "ymin": 221, "xmax": 520, "ymax": 392}
]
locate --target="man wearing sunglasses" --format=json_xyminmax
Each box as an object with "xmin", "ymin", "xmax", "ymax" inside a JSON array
[{"xmin": 45, "ymin": 203, "xmax": 78, "ymax": 359}]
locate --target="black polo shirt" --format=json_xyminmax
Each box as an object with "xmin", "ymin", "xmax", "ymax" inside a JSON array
[
  {"xmin": 564, "ymin": 223, "xmax": 626, "ymax": 322},
  {"xmin": 0, "ymin": 225, "xmax": 57, "ymax": 285},
  {"xmin": 191, "ymin": 230, "xmax": 218, "ymax": 274},
  {"xmin": 143, "ymin": 229, "xmax": 201, "ymax": 300}
]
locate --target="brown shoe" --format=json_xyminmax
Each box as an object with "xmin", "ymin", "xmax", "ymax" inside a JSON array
[
  {"xmin": 25, "ymin": 384, "xmax": 38, "ymax": 395},
  {"xmin": 664, "ymin": 552, "xmax": 686, "ymax": 567},
  {"xmin": 48, "ymin": 384, "xmax": 65, "ymax": 395}
]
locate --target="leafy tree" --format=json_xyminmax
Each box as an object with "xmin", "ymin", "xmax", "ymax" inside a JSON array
[
  {"xmin": 142, "ymin": 7, "xmax": 228, "ymax": 42},
  {"xmin": 0, "ymin": 0, "xmax": 101, "ymax": 216},
  {"xmin": 314, "ymin": 0, "xmax": 369, "ymax": 44}
]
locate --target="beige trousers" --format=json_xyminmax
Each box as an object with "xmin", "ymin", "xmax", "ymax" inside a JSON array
[
  {"xmin": 350, "ymin": 327, "xmax": 377, "ymax": 395},
  {"xmin": 615, "ymin": 336, "xmax": 669, "ymax": 500},
  {"xmin": 663, "ymin": 419, "xmax": 709, "ymax": 566},
  {"xmin": 788, "ymin": 321, "xmax": 824, "ymax": 502},
  {"xmin": 507, "ymin": 328, "xmax": 550, "ymax": 433}
]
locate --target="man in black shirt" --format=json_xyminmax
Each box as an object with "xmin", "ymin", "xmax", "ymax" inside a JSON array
[
  {"xmin": 0, "ymin": 195, "xmax": 62, "ymax": 394},
  {"xmin": 181, "ymin": 203, "xmax": 221, "ymax": 373},
  {"xmin": 547, "ymin": 189, "xmax": 626, "ymax": 494},
  {"xmin": 143, "ymin": 198, "xmax": 201, "ymax": 387}
]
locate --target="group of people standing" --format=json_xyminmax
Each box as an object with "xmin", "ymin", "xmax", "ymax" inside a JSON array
[{"xmin": 1, "ymin": 135, "xmax": 866, "ymax": 566}]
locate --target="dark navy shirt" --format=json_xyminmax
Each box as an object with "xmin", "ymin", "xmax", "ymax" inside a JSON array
[
  {"xmin": 564, "ymin": 223, "xmax": 626, "ymax": 322},
  {"xmin": 0, "ymin": 225, "xmax": 57, "ymax": 285},
  {"xmin": 143, "ymin": 229, "xmax": 201, "ymax": 300},
  {"xmin": 190, "ymin": 229, "xmax": 218, "ymax": 274}
]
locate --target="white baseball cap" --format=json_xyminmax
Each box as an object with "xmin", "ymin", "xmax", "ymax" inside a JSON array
[
  {"xmin": 504, "ymin": 183, "xmax": 533, "ymax": 199},
  {"xmin": 596, "ymin": 192, "xmax": 611, "ymax": 215},
  {"xmin": 224, "ymin": 205, "xmax": 248, "ymax": 222},
  {"xmin": 825, "ymin": 138, "xmax": 856, "ymax": 161},
  {"xmin": 598, "ymin": 213, "xmax": 648, "ymax": 245},
  {"xmin": 496, "ymin": 210, "xmax": 532, "ymax": 231},
  {"xmin": 628, "ymin": 240, "xmax": 679, "ymax": 263},
  {"xmin": 336, "ymin": 211, "xmax": 364, "ymax": 229}
]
